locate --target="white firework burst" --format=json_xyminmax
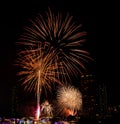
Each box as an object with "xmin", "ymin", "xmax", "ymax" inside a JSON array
[{"xmin": 56, "ymin": 84, "xmax": 82, "ymax": 115}]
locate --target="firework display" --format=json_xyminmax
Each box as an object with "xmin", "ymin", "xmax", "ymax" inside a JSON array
[{"xmin": 16, "ymin": 8, "xmax": 91, "ymax": 119}]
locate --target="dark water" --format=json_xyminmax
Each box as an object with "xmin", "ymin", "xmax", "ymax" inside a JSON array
[
  {"xmin": 53, "ymin": 119, "xmax": 120, "ymax": 124},
  {"xmin": 77, "ymin": 119, "xmax": 120, "ymax": 124}
]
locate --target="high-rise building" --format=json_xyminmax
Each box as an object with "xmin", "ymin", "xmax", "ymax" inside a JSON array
[
  {"xmin": 79, "ymin": 74, "xmax": 97, "ymax": 118},
  {"xmin": 79, "ymin": 73, "xmax": 108, "ymax": 119}
]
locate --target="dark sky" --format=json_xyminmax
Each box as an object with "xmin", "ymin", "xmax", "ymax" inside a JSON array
[{"xmin": 0, "ymin": 1, "xmax": 119, "ymax": 115}]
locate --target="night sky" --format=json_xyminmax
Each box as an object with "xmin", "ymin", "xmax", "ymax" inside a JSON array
[{"xmin": 0, "ymin": 1, "xmax": 119, "ymax": 115}]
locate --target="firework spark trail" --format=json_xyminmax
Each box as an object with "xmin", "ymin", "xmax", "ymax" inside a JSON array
[
  {"xmin": 17, "ymin": 8, "xmax": 93, "ymax": 83},
  {"xmin": 56, "ymin": 84, "xmax": 82, "ymax": 116}
]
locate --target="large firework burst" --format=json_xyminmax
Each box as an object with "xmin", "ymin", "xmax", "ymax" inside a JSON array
[
  {"xmin": 15, "ymin": 42, "xmax": 64, "ymax": 119},
  {"xmin": 18, "ymin": 8, "xmax": 93, "ymax": 83},
  {"xmin": 56, "ymin": 84, "xmax": 82, "ymax": 116},
  {"xmin": 16, "ymin": 43, "xmax": 63, "ymax": 95}
]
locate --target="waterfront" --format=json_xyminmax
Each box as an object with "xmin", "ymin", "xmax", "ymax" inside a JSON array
[{"xmin": 1, "ymin": 116, "xmax": 120, "ymax": 124}]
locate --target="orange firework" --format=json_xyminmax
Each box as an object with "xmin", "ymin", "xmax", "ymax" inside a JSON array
[
  {"xmin": 16, "ymin": 42, "xmax": 64, "ymax": 119},
  {"xmin": 16, "ymin": 43, "xmax": 63, "ymax": 95}
]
